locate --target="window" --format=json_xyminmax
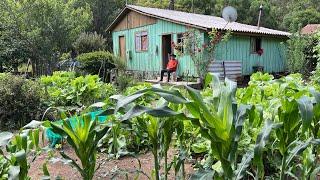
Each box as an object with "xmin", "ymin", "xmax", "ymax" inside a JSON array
[
  {"xmin": 250, "ymin": 37, "xmax": 262, "ymax": 53},
  {"xmin": 176, "ymin": 33, "xmax": 184, "ymax": 53},
  {"xmin": 135, "ymin": 31, "xmax": 148, "ymax": 52}
]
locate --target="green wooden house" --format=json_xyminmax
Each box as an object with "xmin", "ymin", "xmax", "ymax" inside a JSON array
[{"xmin": 107, "ymin": 5, "xmax": 290, "ymax": 78}]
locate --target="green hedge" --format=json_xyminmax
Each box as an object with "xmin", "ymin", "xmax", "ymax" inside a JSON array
[
  {"xmin": 73, "ymin": 32, "xmax": 106, "ymax": 54},
  {"xmin": 77, "ymin": 51, "xmax": 116, "ymax": 76},
  {"xmin": 0, "ymin": 73, "xmax": 43, "ymax": 130}
]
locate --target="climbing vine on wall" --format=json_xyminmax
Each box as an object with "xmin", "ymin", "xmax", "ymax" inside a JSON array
[{"xmin": 175, "ymin": 28, "xmax": 231, "ymax": 80}]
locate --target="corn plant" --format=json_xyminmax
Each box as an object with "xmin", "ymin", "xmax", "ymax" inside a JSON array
[
  {"xmin": 0, "ymin": 127, "xmax": 42, "ymax": 180},
  {"xmin": 236, "ymin": 73, "xmax": 320, "ymax": 179},
  {"xmin": 110, "ymin": 89, "xmax": 190, "ymax": 180},
  {"xmin": 50, "ymin": 114, "xmax": 109, "ymax": 180},
  {"xmin": 108, "ymin": 72, "xmax": 320, "ymax": 179},
  {"xmin": 101, "ymin": 117, "xmax": 128, "ymax": 159},
  {"xmin": 112, "ymin": 76, "xmax": 253, "ymax": 178},
  {"xmin": 0, "ymin": 154, "xmax": 9, "ymax": 179},
  {"xmin": 274, "ymin": 94, "xmax": 320, "ymax": 180}
]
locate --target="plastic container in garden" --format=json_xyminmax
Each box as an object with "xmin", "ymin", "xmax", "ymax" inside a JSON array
[{"xmin": 45, "ymin": 110, "xmax": 108, "ymax": 148}]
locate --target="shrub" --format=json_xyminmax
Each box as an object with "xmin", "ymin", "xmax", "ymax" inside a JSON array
[
  {"xmin": 286, "ymin": 32, "xmax": 315, "ymax": 76},
  {"xmin": 59, "ymin": 52, "xmax": 71, "ymax": 61},
  {"xmin": 310, "ymin": 32, "xmax": 320, "ymax": 85},
  {"xmin": 40, "ymin": 71, "xmax": 116, "ymax": 107},
  {"xmin": 116, "ymin": 75, "xmax": 134, "ymax": 92},
  {"xmin": 77, "ymin": 51, "xmax": 116, "ymax": 79},
  {"xmin": 0, "ymin": 73, "xmax": 43, "ymax": 130},
  {"xmin": 112, "ymin": 55, "xmax": 127, "ymax": 72},
  {"xmin": 73, "ymin": 32, "xmax": 106, "ymax": 54}
]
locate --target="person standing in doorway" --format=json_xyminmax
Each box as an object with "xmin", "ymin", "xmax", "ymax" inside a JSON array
[{"xmin": 160, "ymin": 54, "xmax": 178, "ymax": 82}]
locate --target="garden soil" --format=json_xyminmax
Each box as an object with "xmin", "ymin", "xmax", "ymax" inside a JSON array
[{"xmin": 28, "ymin": 145, "xmax": 194, "ymax": 180}]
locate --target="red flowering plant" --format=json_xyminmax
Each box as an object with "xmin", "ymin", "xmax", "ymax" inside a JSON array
[
  {"xmin": 174, "ymin": 29, "xmax": 231, "ymax": 79},
  {"xmin": 257, "ymin": 48, "xmax": 264, "ymax": 56},
  {"xmin": 171, "ymin": 41, "xmax": 176, "ymax": 48}
]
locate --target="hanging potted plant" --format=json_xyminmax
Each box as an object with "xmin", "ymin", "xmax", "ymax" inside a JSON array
[{"xmin": 257, "ymin": 48, "xmax": 264, "ymax": 56}]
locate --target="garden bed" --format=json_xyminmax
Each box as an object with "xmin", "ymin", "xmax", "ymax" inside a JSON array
[{"xmin": 29, "ymin": 146, "xmax": 194, "ymax": 179}]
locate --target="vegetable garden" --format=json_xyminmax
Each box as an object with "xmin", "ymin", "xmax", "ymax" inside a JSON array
[
  {"xmin": 1, "ymin": 0, "xmax": 320, "ymax": 179},
  {"xmin": 1, "ymin": 71, "xmax": 320, "ymax": 179}
]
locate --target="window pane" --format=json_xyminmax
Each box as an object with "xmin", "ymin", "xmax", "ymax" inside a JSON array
[
  {"xmin": 177, "ymin": 33, "xmax": 184, "ymax": 53},
  {"xmin": 141, "ymin": 35, "xmax": 148, "ymax": 51},
  {"xmin": 250, "ymin": 37, "xmax": 255, "ymax": 53},
  {"xmin": 135, "ymin": 33, "xmax": 141, "ymax": 51},
  {"xmin": 256, "ymin": 38, "xmax": 262, "ymax": 51},
  {"xmin": 250, "ymin": 37, "xmax": 262, "ymax": 53}
]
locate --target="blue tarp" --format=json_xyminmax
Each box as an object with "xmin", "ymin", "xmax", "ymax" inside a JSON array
[{"xmin": 46, "ymin": 111, "xmax": 107, "ymax": 148}]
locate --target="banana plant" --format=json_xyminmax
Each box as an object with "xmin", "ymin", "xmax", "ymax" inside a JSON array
[{"xmin": 50, "ymin": 114, "xmax": 109, "ymax": 180}]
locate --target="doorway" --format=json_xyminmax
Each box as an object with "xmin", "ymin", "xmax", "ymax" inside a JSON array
[
  {"xmin": 162, "ymin": 34, "xmax": 172, "ymax": 69},
  {"xmin": 119, "ymin": 36, "xmax": 126, "ymax": 61}
]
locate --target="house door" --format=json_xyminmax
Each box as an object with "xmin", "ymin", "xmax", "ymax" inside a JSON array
[
  {"xmin": 119, "ymin": 36, "xmax": 126, "ymax": 61},
  {"xmin": 162, "ymin": 34, "xmax": 172, "ymax": 69}
]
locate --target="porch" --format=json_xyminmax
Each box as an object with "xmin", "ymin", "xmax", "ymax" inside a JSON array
[{"xmin": 145, "ymin": 79, "xmax": 202, "ymax": 89}]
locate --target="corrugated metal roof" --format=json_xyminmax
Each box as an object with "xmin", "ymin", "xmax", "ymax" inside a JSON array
[
  {"xmin": 301, "ymin": 24, "xmax": 320, "ymax": 35},
  {"xmin": 120, "ymin": 5, "xmax": 291, "ymax": 37}
]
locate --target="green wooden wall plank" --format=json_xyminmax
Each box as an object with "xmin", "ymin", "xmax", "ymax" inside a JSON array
[
  {"xmin": 214, "ymin": 35, "xmax": 286, "ymax": 75},
  {"xmin": 112, "ymin": 18, "xmax": 286, "ymax": 77},
  {"xmin": 112, "ymin": 19, "xmax": 201, "ymax": 76}
]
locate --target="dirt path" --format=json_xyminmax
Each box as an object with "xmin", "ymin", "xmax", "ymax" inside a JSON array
[{"xmin": 29, "ymin": 146, "xmax": 194, "ymax": 180}]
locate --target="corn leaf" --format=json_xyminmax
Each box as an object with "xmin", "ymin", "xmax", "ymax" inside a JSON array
[
  {"xmin": 234, "ymin": 150, "xmax": 254, "ymax": 180},
  {"xmin": 285, "ymin": 138, "xmax": 320, "ymax": 168},
  {"xmin": 310, "ymin": 166, "xmax": 320, "ymax": 180},
  {"xmin": 189, "ymin": 169, "xmax": 214, "ymax": 180},
  {"xmin": 0, "ymin": 132, "xmax": 13, "ymax": 146},
  {"xmin": 23, "ymin": 120, "xmax": 43, "ymax": 129},
  {"xmin": 121, "ymin": 104, "xmax": 188, "ymax": 121},
  {"xmin": 253, "ymin": 120, "xmax": 282, "ymax": 178},
  {"xmin": 8, "ymin": 166, "xmax": 20, "ymax": 180},
  {"xmin": 115, "ymin": 92, "xmax": 146, "ymax": 112},
  {"xmin": 297, "ymin": 96, "xmax": 313, "ymax": 133}
]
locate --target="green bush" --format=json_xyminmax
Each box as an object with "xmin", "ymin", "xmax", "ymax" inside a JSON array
[
  {"xmin": 0, "ymin": 73, "xmax": 43, "ymax": 130},
  {"xmin": 286, "ymin": 32, "xmax": 316, "ymax": 76},
  {"xmin": 73, "ymin": 32, "xmax": 106, "ymax": 54},
  {"xmin": 77, "ymin": 51, "xmax": 116, "ymax": 77},
  {"xmin": 59, "ymin": 52, "xmax": 71, "ymax": 61},
  {"xmin": 311, "ymin": 32, "xmax": 320, "ymax": 85},
  {"xmin": 40, "ymin": 71, "xmax": 116, "ymax": 107}
]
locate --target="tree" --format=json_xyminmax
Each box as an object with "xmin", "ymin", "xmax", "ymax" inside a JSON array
[
  {"xmin": 286, "ymin": 33, "xmax": 310, "ymax": 73},
  {"xmin": 0, "ymin": 21, "xmax": 29, "ymax": 72},
  {"xmin": 84, "ymin": 0, "xmax": 125, "ymax": 35},
  {"xmin": 73, "ymin": 32, "xmax": 107, "ymax": 54},
  {"xmin": 169, "ymin": 0, "xmax": 175, "ymax": 9},
  {"xmin": 0, "ymin": 0, "xmax": 92, "ymax": 75}
]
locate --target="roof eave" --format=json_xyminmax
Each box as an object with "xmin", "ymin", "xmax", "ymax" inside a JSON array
[
  {"xmin": 106, "ymin": 5, "xmax": 208, "ymax": 32},
  {"xmin": 126, "ymin": 5, "xmax": 208, "ymax": 31},
  {"xmin": 207, "ymin": 27, "xmax": 291, "ymax": 37},
  {"xmin": 106, "ymin": 6, "xmax": 129, "ymax": 32},
  {"xmin": 107, "ymin": 5, "xmax": 291, "ymax": 38}
]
